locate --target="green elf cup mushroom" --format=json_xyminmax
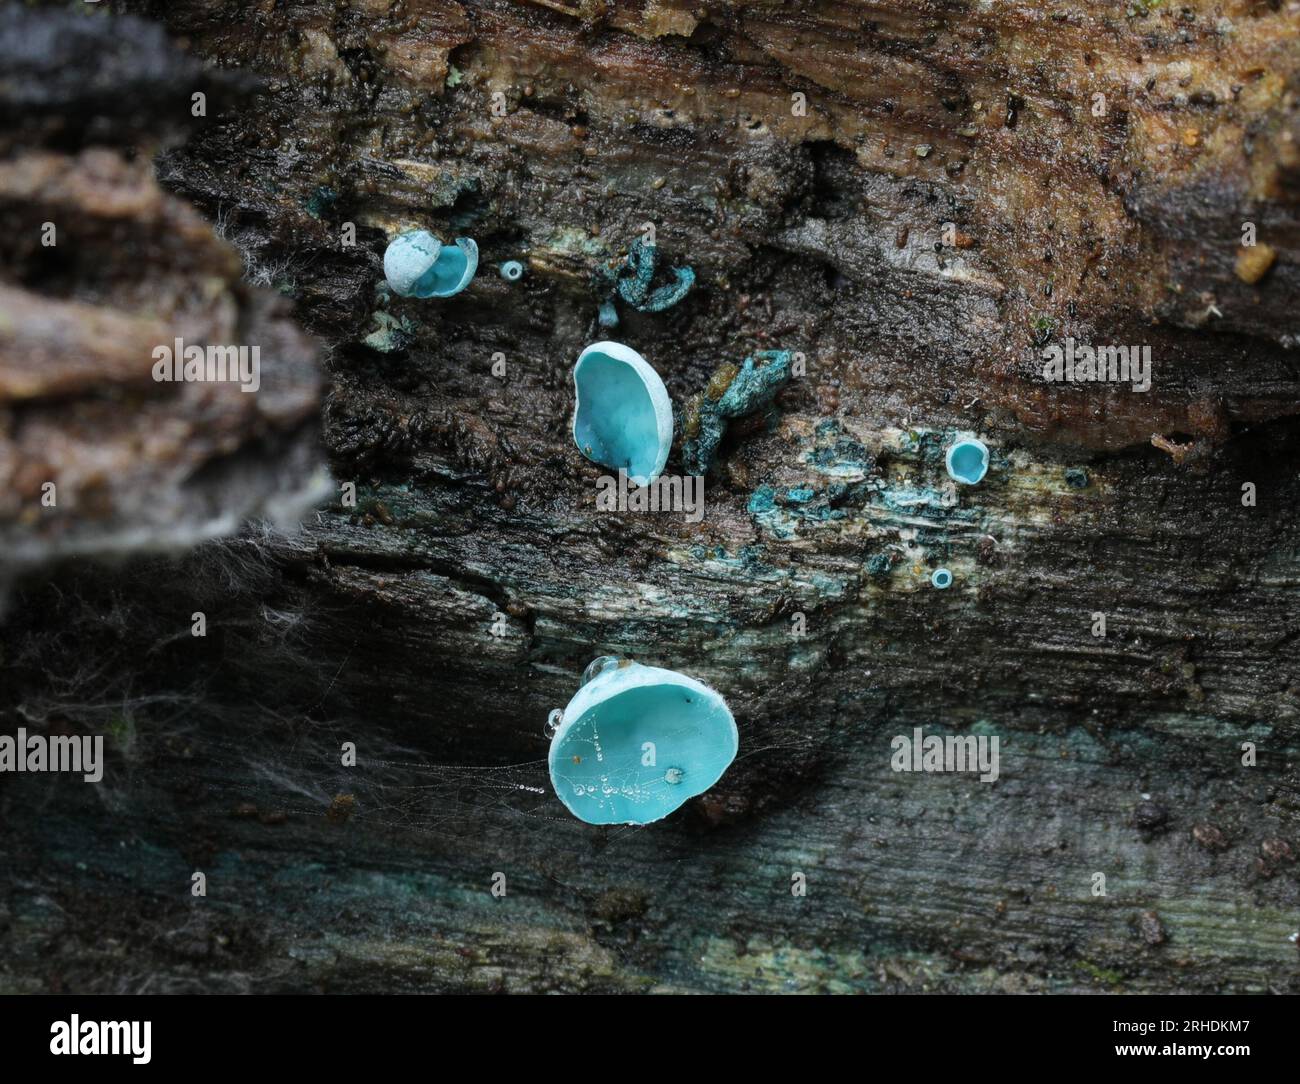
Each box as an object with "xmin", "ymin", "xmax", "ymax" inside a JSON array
[
  {"xmin": 383, "ymin": 229, "xmax": 478, "ymax": 298},
  {"xmin": 945, "ymin": 436, "xmax": 989, "ymax": 485},
  {"xmin": 572, "ymin": 341, "xmax": 673, "ymax": 486},
  {"xmin": 547, "ymin": 657, "xmax": 738, "ymax": 826}
]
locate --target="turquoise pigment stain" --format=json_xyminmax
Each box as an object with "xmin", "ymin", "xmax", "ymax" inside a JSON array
[
  {"xmin": 572, "ymin": 341, "xmax": 673, "ymax": 486},
  {"xmin": 746, "ymin": 484, "xmax": 797, "ymax": 540},
  {"xmin": 931, "ymin": 567, "xmax": 953, "ymax": 589},
  {"xmin": 946, "ymin": 437, "xmax": 989, "ymax": 485},
  {"xmin": 805, "ymin": 423, "xmax": 876, "ymax": 481},
  {"xmin": 304, "ymin": 185, "xmax": 336, "ymax": 219},
  {"xmin": 866, "ymin": 552, "xmax": 893, "ymax": 577},
  {"xmin": 383, "ymin": 230, "xmax": 478, "ymax": 298},
  {"xmin": 547, "ymin": 657, "xmax": 738, "ymax": 825},
  {"xmin": 747, "ymin": 486, "xmax": 776, "ymax": 515}
]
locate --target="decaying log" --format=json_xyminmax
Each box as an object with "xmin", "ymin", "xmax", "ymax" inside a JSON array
[
  {"xmin": 0, "ymin": 7, "xmax": 326, "ymax": 578},
  {"xmin": 0, "ymin": 1, "xmax": 1298, "ymax": 994}
]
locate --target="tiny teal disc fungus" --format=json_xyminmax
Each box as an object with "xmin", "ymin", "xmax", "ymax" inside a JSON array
[
  {"xmin": 945, "ymin": 437, "xmax": 989, "ymax": 485},
  {"xmin": 382, "ymin": 230, "xmax": 478, "ymax": 298},
  {"xmin": 597, "ymin": 297, "xmax": 620, "ymax": 329},
  {"xmin": 572, "ymin": 341, "xmax": 673, "ymax": 486},
  {"xmin": 931, "ymin": 567, "xmax": 953, "ymax": 589},
  {"xmin": 548, "ymin": 658, "xmax": 738, "ymax": 825},
  {"xmin": 499, "ymin": 259, "xmax": 524, "ymax": 282}
]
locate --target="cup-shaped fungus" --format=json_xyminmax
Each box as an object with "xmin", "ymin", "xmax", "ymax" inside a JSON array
[
  {"xmin": 572, "ymin": 341, "xmax": 673, "ymax": 486},
  {"xmin": 547, "ymin": 658, "xmax": 738, "ymax": 826},
  {"xmin": 945, "ymin": 437, "xmax": 989, "ymax": 485},
  {"xmin": 383, "ymin": 230, "xmax": 478, "ymax": 298}
]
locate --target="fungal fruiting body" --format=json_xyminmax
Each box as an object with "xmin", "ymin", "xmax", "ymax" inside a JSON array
[
  {"xmin": 499, "ymin": 260, "xmax": 524, "ymax": 281},
  {"xmin": 382, "ymin": 230, "xmax": 478, "ymax": 298},
  {"xmin": 681, "ymin": 350, "xmax": 793, "ymax": 476},
  {"xmin": 945, "ymin": 436, "xmax": 989, "ymax": 485},
  {"xmin": 593, "ymin": 238, "xmax": 694, "ymax": 328},
  {"xmin": 931, "ymin": 568, "xmax": 953, "ymax": 589},
  {"xmin": 572, "ymin": 341, "xmax": 673, "ymax": 486},
  {"xmin": 548, "ymin": 658, "xmax": 738, "ymax": 826},
  {"xmin": 615, "ymin": 238, "xmax": 695, "ymax": 312}
]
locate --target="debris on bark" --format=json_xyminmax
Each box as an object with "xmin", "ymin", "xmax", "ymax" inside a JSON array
[{"xmin": 1, "ymin": 0, "xmax": 1298, "ymax": 995}]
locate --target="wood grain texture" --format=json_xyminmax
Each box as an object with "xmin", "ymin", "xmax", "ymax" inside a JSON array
[{"xmin": 0, "ymin": 0, "xmax": 1297, "ymax": 994}]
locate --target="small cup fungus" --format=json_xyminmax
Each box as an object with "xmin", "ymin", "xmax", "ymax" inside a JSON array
[
  {"xmin": 572, "ymin": 341, "xmax": 673, "ymax": 486},
  {"xmin": 547, "ymin": 657, "xmax": 738, "ymax": 825},
  {"xmin": 945, "ymin": 437, "xmax": 989, "ymax": 486},
  {"xmin": 382, "ymin": 230, "xmax": 478, "ymax": 298}
]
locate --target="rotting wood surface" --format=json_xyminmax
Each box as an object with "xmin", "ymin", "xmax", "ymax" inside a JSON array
[{"xmin": 0, "ymin": 1, "xmax": 1298, "ymax": 993}]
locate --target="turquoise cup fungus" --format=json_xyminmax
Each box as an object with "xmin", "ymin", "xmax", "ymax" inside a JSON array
[
  {"xmin": 572, "ymin": 341, "xmax": 673, "ymax": 486},
  {"xmin": 931, "ymin": 567, "xmax": 953, "ymax": 589},
  {"xmin": 547, "ymin": 657, "xmax": 738, "ymax": 826},
  {"xmin": 499, "ymin": 259, "xmax": 524, "ymax": 282},
  {"xmin": 382, "ymin": 230, "xmax": 478, "ymax": 298},
  {"xmin": 945, "ymin": 436, "xmax": 989, "ymax": 485}
]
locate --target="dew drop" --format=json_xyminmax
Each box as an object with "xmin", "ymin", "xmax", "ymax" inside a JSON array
[
  {"xmin": 544, "ymin": 708, "xmax": 563, "ymax": 738},
  {"xmin": 664, "ymin": 767, "xmax": 683, "ymax": 785},
  {"xmin": 581, "ymin": 655, "xmax": 620, "ymax": 686}
]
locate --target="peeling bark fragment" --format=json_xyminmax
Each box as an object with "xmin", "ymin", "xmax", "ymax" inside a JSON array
[{"xmin": 0, "ymin": 6, "xmax": 325, "ymax": 576}]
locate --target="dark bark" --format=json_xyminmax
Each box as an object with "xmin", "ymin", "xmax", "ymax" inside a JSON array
[{"xmin": 1, "ymin": 0, "xmax": 1298, "ymax": 994}]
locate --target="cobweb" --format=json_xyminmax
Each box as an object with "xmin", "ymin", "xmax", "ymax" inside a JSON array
[{"xmin": 2, "ymin": 526, "xmax": 823, "ymax": 875}]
